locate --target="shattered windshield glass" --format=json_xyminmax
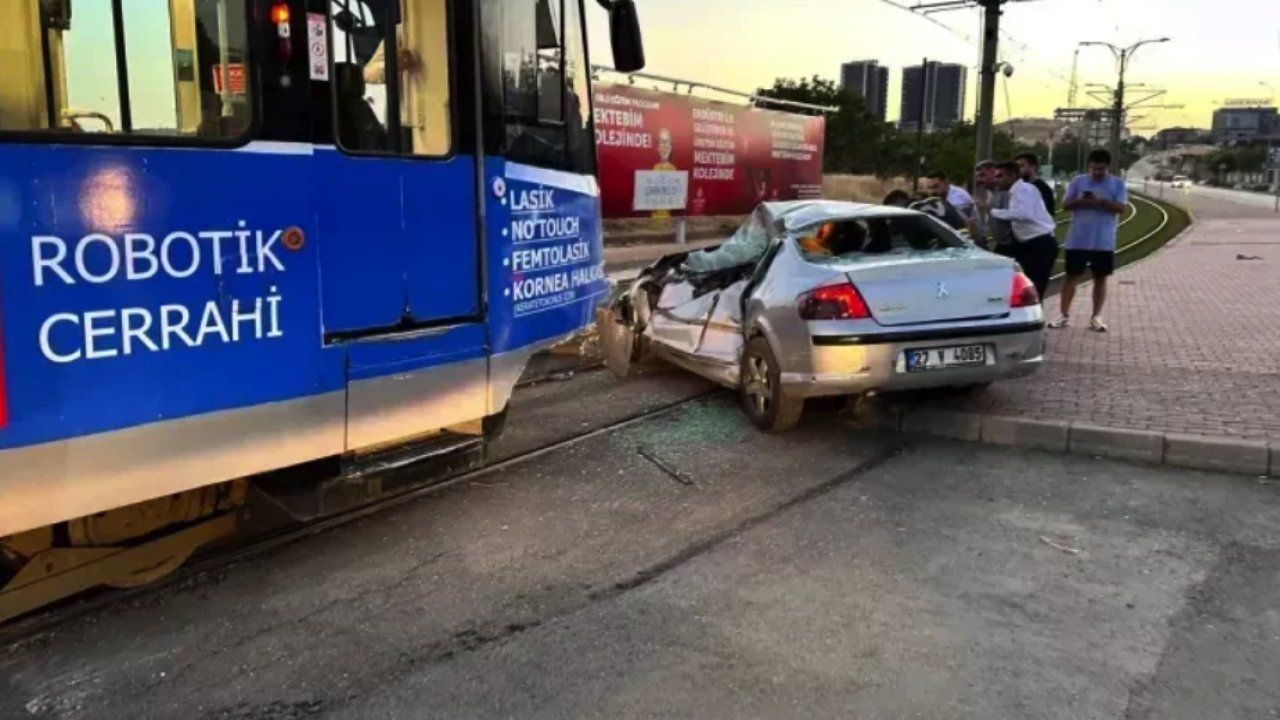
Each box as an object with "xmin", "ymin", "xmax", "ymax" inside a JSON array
[{"xmin": 682, "ymin": 207, "xmax": 772, "ymax": 273}]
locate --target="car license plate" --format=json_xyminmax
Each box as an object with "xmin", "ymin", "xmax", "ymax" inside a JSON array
[{"xmin": 904, "ymin": 344, "xmax": 987, "ymax": 372}]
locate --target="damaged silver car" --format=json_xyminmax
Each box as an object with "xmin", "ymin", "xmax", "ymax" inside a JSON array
[{"xmin": 599, "ymin": 201, "xmax": 1046, "ymax": 431}]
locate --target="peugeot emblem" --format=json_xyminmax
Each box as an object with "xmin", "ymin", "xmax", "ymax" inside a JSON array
[{"xmin": 936, "ymin": 282, "xmax": 950, "ymax": 300}]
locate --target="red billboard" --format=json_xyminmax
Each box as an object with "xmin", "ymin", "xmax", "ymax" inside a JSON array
[{"xmin": 593, "ymin": 83, "xmax": 826, "ymax": 219}]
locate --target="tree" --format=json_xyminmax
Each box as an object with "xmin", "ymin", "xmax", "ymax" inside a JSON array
[
  {"xmin": 1237, "ymin": 145, "xmax": 1267, "ymax": 173},
  {"xmin": 1208, "ymin": 148, "xmax": 1239, "ymax": 175},
  {"xmin": 1207, "ymin": 145, "xmax": 1267, "ymax": 180},
  {"xmin": 754, "ymin": 75, "xmax": 842, "ymax": 109},
  {"xmin": 1119, "ymin": 137, "xmax": 1146, "ymax": 171},
  {"xmin": 914, "ymin": 122, "xmax": 1020, "ymax": 186},
  {"xmin": 756, "ymin": 74, "xmax": 1089, "ymax": 188}
]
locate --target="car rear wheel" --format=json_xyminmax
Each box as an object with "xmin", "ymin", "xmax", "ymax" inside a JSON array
[{"xmin": 740, "ymin": 337, "xmax": 804, "ymax": 432}]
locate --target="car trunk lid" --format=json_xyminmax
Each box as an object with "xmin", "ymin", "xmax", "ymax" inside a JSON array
[{"xmin": 840, "ymin": 251, "xmax": 1015, "ymax": 326}]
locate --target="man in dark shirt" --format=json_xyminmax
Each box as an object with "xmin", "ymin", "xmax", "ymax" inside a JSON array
[
  {"xmin": 1015, "ymin": 153, "xmax": 1056, "ymax": 216},
  {"xmin": 912, "ymin": 185, "xmax": 969, "ymax": 233}
]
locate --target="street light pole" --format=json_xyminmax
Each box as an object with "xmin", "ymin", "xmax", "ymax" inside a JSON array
[{"xmin": 1080, "ymin": 37, "xmax": 1169, "ymax": 169}]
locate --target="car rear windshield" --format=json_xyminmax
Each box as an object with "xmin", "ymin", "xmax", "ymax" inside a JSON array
[{"xmin": 795, "ymin": 215, "xmax": 967, "ymax": 260}]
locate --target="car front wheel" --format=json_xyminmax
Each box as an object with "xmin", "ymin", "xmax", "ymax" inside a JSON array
[{"xmin": 740, "ymin": 336, "xmax": 804, "ymax": 432}]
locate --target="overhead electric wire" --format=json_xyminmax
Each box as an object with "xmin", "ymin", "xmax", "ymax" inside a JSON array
[{"xmin": 873, "ymin": 0, "xmax": 973, "ymax": 42}]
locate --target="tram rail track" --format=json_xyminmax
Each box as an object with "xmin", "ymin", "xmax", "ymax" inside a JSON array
[{"xmin": 0, "ymin": 383, "xmax": 718, "ymax": 643}]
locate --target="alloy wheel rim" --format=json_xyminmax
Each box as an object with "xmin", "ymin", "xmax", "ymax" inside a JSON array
[{"xmin": 745, "ymin": 354, "xmax": 771, "ymax": 417}]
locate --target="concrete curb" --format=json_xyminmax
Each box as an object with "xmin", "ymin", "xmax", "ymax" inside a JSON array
[
  {"xmin": 881, "ymin": 408, "xmax": 1278, "ymax": 478},
  {"xmin": 1069, "ymin": 423, "xmax": 1165, "ymax": 464},
  {"xmin": 980, "ymin": 416, "xmax": 1069, "ymax": 453},
  {"xmin": 1164, "ymin": 434, "xmax": 1270, "ymax": 476}
]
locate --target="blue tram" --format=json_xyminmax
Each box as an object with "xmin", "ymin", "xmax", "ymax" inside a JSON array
[{"xmin": 0, "ymin": 0, "xmax": 644, "ymax": 620}]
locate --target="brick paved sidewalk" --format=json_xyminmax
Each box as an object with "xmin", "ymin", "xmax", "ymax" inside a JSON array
[{"xmin": 944, "ymin": 216, "xmax": 1280, "ymax": 443}]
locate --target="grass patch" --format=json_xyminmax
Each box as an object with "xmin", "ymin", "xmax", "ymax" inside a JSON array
[
  {"xmin": 1047, "ymin": 193, "xmax": 1190, "ymax": 276},
  {"xmin": 1113, "ymin": 193, "xmax": 1192, "ymax": 269}
]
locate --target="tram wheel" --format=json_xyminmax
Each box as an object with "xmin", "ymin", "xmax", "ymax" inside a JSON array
[
  {"xmin": 103, "ymin": 550, "xmax": 193, "ymax": 589},
  {"xmin": 0, "ymin": 513, "xmax": 237, "ymax": 624},
  {"xmin": 0, "ymin": 482, "xmax": 246, "ymax": 624}
]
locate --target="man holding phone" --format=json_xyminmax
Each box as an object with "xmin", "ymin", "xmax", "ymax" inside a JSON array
[{"xmin": 1052, "ymin": 149, "xmax": 1128, "ymax": 332}]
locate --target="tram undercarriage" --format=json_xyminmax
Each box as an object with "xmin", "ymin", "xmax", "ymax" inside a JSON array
[
  {"xmin": 0, "ymin": 417, "xmax": 502, "ymax": 624},
  {"xmin": 0, "ymin": 484, "xmax": 245, "ymax": 624}
]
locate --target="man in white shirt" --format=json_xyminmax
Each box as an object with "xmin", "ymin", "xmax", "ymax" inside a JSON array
[{"xmin": 981, "ymin": 161, "xmax": 1059, "ymax": 299}]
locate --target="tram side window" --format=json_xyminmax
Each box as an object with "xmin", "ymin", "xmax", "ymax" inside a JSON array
[
  {"xmin": 0, "ymin": 0, "xmax": 251, "ymax": 139},
  {"xmin": 562, "ymin": 0, "xmax": 594, "ymax": 174},
  {"xmin": 498, "ymin": 0, "xmax": 593, "ymax": 174},
  {"xmin": 330, "ymin": 0, "xmax": 452, "ymax": 156}
]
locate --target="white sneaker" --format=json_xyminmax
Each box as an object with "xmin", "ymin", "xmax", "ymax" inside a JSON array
[
  {"xmin": 1047, "ymin": 315, "xmax": 1070, "ymax": 329},
  {"xmin": 1089, "ymin": 316, "xmax": 1108, "ymax": 333}
]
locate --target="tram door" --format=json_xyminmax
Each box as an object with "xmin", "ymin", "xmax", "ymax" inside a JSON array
[{"xmin": 316, "ymin": 0, "xmax": 480, "ymax": 336}]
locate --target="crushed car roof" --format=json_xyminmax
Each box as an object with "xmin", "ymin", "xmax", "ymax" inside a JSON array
[{"xmin": 763, "ymin": 200, "xmax": 923, "ymax": 234}]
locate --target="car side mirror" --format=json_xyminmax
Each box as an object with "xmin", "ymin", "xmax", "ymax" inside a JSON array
[
  {"xmin": 40, "ymin": 0, "xmax": 72, "ymax": 30},
  {"xmin": 607, "ymin": 0, "xmax": 645, "ymax": 72},
  {"xmin": 332, "ymin": 10, "xmax": 357, "ymax": 33}
]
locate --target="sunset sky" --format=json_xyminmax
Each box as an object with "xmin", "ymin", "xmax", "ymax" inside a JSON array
[{"xmin": 586, "ymin": 0, "xmax": 1280, "ymax": 132}]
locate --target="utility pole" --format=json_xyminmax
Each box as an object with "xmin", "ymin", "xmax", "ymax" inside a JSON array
[
  {"xmin": 974, "ymin": 0, "xmax": 1001, "ymax": 166},
  {"xmin": 1080, "ymin": 38, "xmax": 1170, "ymax": 168},
  {"xmin": 1110, "ymin": 53, "xmax": 1128, "ymax": 164},
  {"xmin": 1066, "ymin": 47, "xmax": 1080, "ymax": 108},
  {"xmin": 900, "ymin": 1, "xmax": 1044, "ymax": 171}
]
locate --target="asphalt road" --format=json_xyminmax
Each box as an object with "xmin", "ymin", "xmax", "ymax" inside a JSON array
[
  {"xmin": 1131, "ymin": 179, "xmax": 1280, "ymax": 220},
  {"xmin": 3, "ymin": 357, "xmax": 1278, "ymax": 720}
]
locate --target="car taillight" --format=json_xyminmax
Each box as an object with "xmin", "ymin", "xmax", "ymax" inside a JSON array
[
  {"xmin": 1011, "ymin": 272, "xmax": 1039, "ymax": 308},
  {"xmin": 798, "ymin": 283, "xmax": 871, "ymax": 320}
]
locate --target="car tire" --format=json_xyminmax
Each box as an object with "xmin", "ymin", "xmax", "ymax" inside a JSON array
[{"xmin": 740, "ymin": 336, "xmax": 804, "ymax": 432}]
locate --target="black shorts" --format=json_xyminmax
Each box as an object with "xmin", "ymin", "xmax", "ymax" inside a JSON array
[{"xmin": 1064, "ymin": 249, "xmax": 1115, "ymax": 277}]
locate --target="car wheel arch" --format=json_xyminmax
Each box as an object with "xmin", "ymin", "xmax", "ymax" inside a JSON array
[{"xmin": 742, "ymin": 315, "xmax": 781, "ymax": 354}]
